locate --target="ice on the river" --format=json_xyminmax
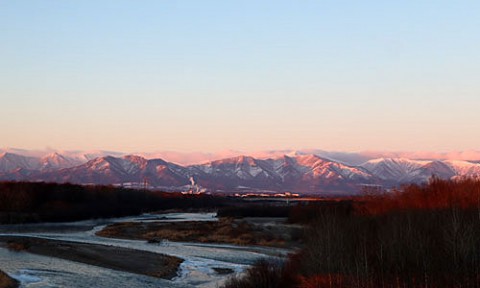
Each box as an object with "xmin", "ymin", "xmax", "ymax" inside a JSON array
[
  {"xmin": 11, "ymin": 269, "xmax": 42, "ymax": 284},
  {"xmin": 0, "ymin": 247, "xmax": 188, "ymax": 288}
]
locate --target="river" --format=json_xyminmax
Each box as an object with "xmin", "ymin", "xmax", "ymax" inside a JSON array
[{"xmin": 0, "ymin": 213, "xmax": 289, "ymax": 288}]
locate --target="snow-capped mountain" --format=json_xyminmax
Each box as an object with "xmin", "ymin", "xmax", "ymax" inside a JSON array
[
  {"xmin": 274, "ymin": 154, "xmax": 375, "ymax": 194},
  {"xmin": 407, "ymin": 161, "xmax": 457, "ymax": 183},
  {"xmin": 40, "ymin": 152, "xmax": 83, "ymax": 170},
  {"xmin": 360, "ymin": 158, "xmax": 480, "ymax": 184},
  {"xmin": 444, "ymin": 160, "xmax": 480, "ymax": 177},
  {"xmin": 291, "ymin": 154, "xmax": 372, "ymax": 181},
  {"xmin": 188, "ymin": 154, "xmax": 376, "ymax": 194},
  {"xmin": 1, "ymin": 151, "xmax": 480, "ymax": 195},
  {"xmin": 361, "ymin": 158, "xmax": 431, "ymax": 182},
  {"xmin": 0, "ymin": 152, "xmax": 84, "ymax": 173},
  {"xmin": 0, "ymin": 152, "xmax": 41, "ymax": 172},
  {"xmin": 39, "ymin": 155, "xmax": 190, "ymax": 187},
  {"xmin": 189, "ymin": 155, "xmax": 284, "ymax": 191}
]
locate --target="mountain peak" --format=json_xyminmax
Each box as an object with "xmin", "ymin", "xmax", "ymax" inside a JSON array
[
  {"xmin": 123, "ymin": 154, "xmax": 148, "ymax": 162},
  {"xmin": 294, "ymin": 154, "xmax": 331, "ymax": 165},
  {"xmin": 237, "ymin": 155, "xmax": 256, "ymax": 164},
  {"xmin": 0, "ymin": 152, "xmax": 19, "ymax": 158},
  {"xmin": 43, "ymin": 152, "xmax": 65, "ymax": 159},
  {"xmin": 2, "ymin": 151, "xmax": 480, "ymax": 195}
]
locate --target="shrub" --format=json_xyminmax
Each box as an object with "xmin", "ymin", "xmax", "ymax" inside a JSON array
[{"xmin": 223, "ymin": 259, "xmax": 286, "ymax": 288}]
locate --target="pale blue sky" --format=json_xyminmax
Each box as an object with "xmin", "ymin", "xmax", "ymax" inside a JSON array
[{"xmin": 1, "ymin": 1, "xmax": 479, "ymax": 153}]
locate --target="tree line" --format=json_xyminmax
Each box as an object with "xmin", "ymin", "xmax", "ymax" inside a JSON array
[
  {"xmin": 0, "ymin": 181, "xmax": 229, "ymax": 224},
  {"xmin": 224, "ymin": 177, "xmax": 480, "ymax": 288}
]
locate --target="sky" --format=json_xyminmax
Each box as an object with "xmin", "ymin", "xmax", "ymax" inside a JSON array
[{"xmin": 1, "ymin": 1, "xmax": 479, "ymax": 153}]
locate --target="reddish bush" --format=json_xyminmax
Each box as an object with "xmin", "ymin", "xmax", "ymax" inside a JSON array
[
  {"xmin": 359, "ymin": 177, "xmax": 480, "ymax": 215},
  {"xmin": 297, "ymin": 274, "xmax": 347, "ymax": 288},
  {"xmin": 224, "ymin": 178, "xmax": 480, "ymax": 288}
]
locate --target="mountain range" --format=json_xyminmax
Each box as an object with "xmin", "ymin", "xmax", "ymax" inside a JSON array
[{"xmin": 1, "ymin": 150, "xmax": 480, "ymax": 195}]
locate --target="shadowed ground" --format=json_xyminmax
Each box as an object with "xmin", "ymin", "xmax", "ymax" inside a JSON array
[
  {"xmin": 0, "ymin": 269, "xmax": 18, "ymax": 288},
  {"xmin": 0, "ymin": 236, "xmax": 182, "ymax": 280}
]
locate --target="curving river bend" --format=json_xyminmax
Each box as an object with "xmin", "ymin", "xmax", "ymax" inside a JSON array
[{"xmin": 0, "ymin": 213, "xmax": 289, "ymax": 288}]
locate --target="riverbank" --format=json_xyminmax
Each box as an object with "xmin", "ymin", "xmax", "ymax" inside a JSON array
[
  {"xmin": 97, "ymin": 217, "xmax": 302, "ymax": 247},
  {"xmin": 0, "ymin": 236, "xmax": 182, "ymax": 280},
  {"xmin": 0, "ymin": 270, "xmax": 18, "ymax": 288}
]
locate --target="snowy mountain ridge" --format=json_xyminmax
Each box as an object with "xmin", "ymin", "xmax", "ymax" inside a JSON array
[{"xmin": 1, "ymin": 152, "xmax": 480, "ymax": 195}]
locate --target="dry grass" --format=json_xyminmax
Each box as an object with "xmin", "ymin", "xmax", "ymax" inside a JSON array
[
  {"xmin": 6, "ymin": 241, "xmax": 28, "ymax": 252},
  {"xmin": 0, "ymin": 270, "xmax": 18, "ymax": 288},
  {"xmin": 97, "ymin": 217, "xmax": 290, "ymax": 247}
]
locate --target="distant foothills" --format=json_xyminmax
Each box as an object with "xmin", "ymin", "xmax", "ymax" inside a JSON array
[{"xmin": 1, "ymin": 148, "xmax": 480, "ymax": 195}]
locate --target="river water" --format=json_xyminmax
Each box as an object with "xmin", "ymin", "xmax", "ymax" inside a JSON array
[{"xmin": 0, "ymin": 213, "xmax": 288, "ymax": 288}]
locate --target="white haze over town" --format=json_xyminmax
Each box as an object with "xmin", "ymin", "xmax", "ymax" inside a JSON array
[{"xmin": 2, "ymin": 147, "xmax": 480, "ymax": 166}]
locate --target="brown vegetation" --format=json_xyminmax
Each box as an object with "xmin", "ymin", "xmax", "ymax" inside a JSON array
[
  {"xmin": 224, "ymin": 178, "xmax": 480, "ymax": 288},
  {"xmin": 6, "ymin": 241, "xmax": 28, "ymax": 252},
  {"xmin": 97, "ymin": 217, "xmax": 293, "ymax": 247},
  {"xmin": 0, "ymin": 270, "xmax": 18, "ymax": 288}
]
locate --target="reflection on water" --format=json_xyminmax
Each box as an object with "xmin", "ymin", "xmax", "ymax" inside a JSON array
[{"xmin": 0, "ymin": 212, "xmax": 287, "ymax": 288}]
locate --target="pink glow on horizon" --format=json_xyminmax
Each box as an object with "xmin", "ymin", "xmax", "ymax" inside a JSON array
[{"xmin": 2, "ymin": 147, "xmax": 480, "ymax": 166}]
